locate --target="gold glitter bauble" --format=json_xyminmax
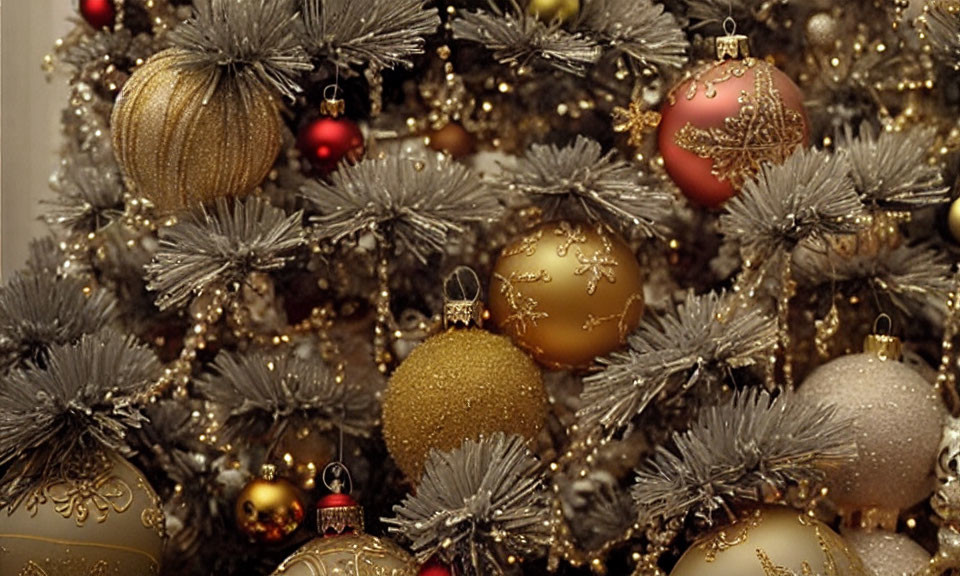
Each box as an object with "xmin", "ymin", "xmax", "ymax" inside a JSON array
[
  {"xmin": 382, "ymin": 329, "xmax": 547, "ymax": 480},
  {"xmin": 235, "ymin": 466, "xmax": 306, "ymax": 544},
  {"xmin": 111, "ymin": 49, "xmax": 283, "ymax": 213},
  {"xmin": 0, "ymin": 450, "xmax": 166, "ymax": 576},
  {"xmin": 270, "ymin": 534, "xmax": 418, "ymax": 576},
  {"xmin": 527, "ymin": 0, "xmax": 580, "ymax": 23},
  {"xmin": 669, "ymin": 507, "xmax": 867, "ymax": 576},
  {"xmin": 797, "ymin": 353, "xmax": 944, "ymax": 513},
  {"xmin": 948, "ymin": 197, "xmax": 960, "ymax": 243},
  {"xmin": 843, "ymin": 529, "xmax": 930, "ymax": 576},
  {"xmin": 488, "ymin": 221, "xmax": 644, "ymax": 369}
]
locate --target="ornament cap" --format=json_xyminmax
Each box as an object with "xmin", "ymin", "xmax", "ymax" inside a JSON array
[
  {"xmin": 863, "ymin": 315, "xmax": 902, "ymax": 361},
  {"xmin": 260, "ymin": 463, "xmax": 278, "ymax": 481},
  {"xmin": 320, "ymin": 85, "xmax": 346, "ymax": 118},
  {"xmin": 443, "ymin": 266, "xmax": 484, "ymax": 329},
  {"xmin": 318, "ymin": 462, "xmax": 365, "ymax": 536},
  {"xmin": 716, "ymin": 18, "xmax": 750, "ymax": 60}
]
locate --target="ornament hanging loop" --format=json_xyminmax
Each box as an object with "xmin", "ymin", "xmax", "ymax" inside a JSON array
[
  {"xmin": 322, "ymin": 461, "xmax": 354, "ymax": 495},
  {"xmin": 864, "ymin": 313, "xmax": 902, "ymax": 361},
  {"xmin": 716, "ymin": 17, "xmax": 750, "ymax": 60},
  {"xmin": 443, "ymin": 266, "xmax": 485, "ymax": 328}
]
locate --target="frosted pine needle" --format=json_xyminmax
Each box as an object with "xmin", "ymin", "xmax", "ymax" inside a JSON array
[
  {"xmin": 146, "ymin": 197, "xmax": 306, "ymax": 311},
  {"xmin": 302, "ymin": 0, "xmax": 441, "ymax": 72},
  {"xmin": 632, "ymin": 388, "xmax": 856, "ymax": 526},
  {"xmin": 921, "ymin": 1, "xmax": 960, "ymax": 70},
  {"xmin": 721, "ymin": 148, "xmax": 865, "ymax": 256},
  {"xmin": 840, "ymin": 125, "xmax": 950, "ymax": 209},
  {"xmin": 44, "ymin": 156, "xmax": 125, "ymax": 232},
  {"xmin": 497, "ymin": 136, "xmax": 672, "ymax": 236},
  {"xmin": 452, "ymin": 6, "xmax": 601, "ymax": 75},
  {"xmin": 578, "ymin": 0, "xmax": 688, "ymax": 69},
  {"xmin": 0, "ymin": 272, "xmax": 116, "ymax": 372},
  {"xmin": 385, "ymin": 433, "xmax": 551, "ymax": 576},
  {"xmin": 197, "ymin": 350, "xmax": 373, "ymax": 443},
  {"xmin": 0, "ymin": 330, "xmax": 160, "ymax": 507},
  {"xmin": 170, "ymin": 0, "xmax": 312, "ymax": 99},
  {"xmin": 302, "ymin": 154, "xmax": 501, "ymax": 263},
  {"xmin": 579, "ymin": 291, "xmax": 776, "ymax": 433}
]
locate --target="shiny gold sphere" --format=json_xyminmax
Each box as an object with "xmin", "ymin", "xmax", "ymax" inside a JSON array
[
  {"xmin": 235, "ymin": 470, "xmax": 306, "ymax": 544},
  {"xmin": 0, "ymin": 450, "xmax": 165, "ymax": 576},
  {"xmin": 527, "ymin": 0, "xmax": 581, "ymax": 23},
  {"xmin": 669, "ymin": 507, "xmax": 865, "ymax": 576},
  {"xmin": 797, "ymin": 353, "xmax": 944, "ymax": 514},
  {"xmin": 112, "ymin": 49, "xmax": 283, "ymax": 213},
  {"xmin": 489, "ymin": 221, "xmax": 644, "ymax": 369},
  {"xmin": 948, "ymin": 197, "xmax": 960, "ymax": 243},
  {"xmin": 271, "ymin": 534, "xmax": 418, "ymax": 576},
  {"xmin": 382, "ymin": 329, "xmax": 547, "ymax": 480}
]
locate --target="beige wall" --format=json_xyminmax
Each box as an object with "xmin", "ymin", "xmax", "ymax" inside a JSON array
[{"xmin": 1, "ymin": 1, "xmax": 73, "ymax": 277}]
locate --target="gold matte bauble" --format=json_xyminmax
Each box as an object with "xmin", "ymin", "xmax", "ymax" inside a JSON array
[
  {"xmin": 235, "ymin": 467, "xmax": 305, "ymax": 544},
  {"xmin": 111, "ymin": 49, "xmax": 283, "ymax": 213},
  {"xmin": 0, "ymin": 450, "xmax": 166, "ymax": 576},
  {"xmin": 488, "ymin": 221, "xmax": 645, "ymax": 369},
  {"xmin": 843, "ymin": 529, "xmax": 930, "ymax": 576},
  {"xmin": 382, "ymin": 329, "xmax": 547, "ymax": 480},
  {"xmin": 669, "ymin": 507, "xmax": 866, "ymax": 576},
  {"xmin": 270, "ymin": 534, "xmax": 418, "ymax": 576},
  {"xmin": 527, "ymin": 0, "xmax": 580, "ymax": 23},
  {"xmin": 797, "ymin": 353, "xmax": 944, "ymax": 514}
]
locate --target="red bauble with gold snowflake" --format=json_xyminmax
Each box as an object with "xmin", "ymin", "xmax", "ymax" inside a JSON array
[{"xmin": 658, "ymin": 37, "xmax": 809, "ymax": 208}]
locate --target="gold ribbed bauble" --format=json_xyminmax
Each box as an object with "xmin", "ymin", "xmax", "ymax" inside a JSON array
[
  {"xmin": 488, "ymin": 221, "xmax": 644, "ymax": 369},
  {"xmin": 527, "ymin": 0, "xmax": 580, "ymax": 23},
  {"xmin": 111, "ymin": 49, "xmax": 283, "ymax": 213},
  {"xmin": 669, "ymin": 507, "xmax": 866, "ymax": 576},
  {"xmin": 843, "ymin": 529, "xmax": 930, "ymax": 576},
  {"xmin": 235, "ymin": 465, "xmax": 305, "ymax": 544},
  {"xmin": 270, "ymin": 534, "xmax": 418, "ymax": 576},
  {"xmin": 382, "ymin": 329, "xmax": 547, "ymax": 480},
  {"xmin": 796, "ymin": 352, "xmax": 944, "ymax": 515},
  {"xmin": 0, "ymin": 450, "xmax": 165, "ymax": 576}
]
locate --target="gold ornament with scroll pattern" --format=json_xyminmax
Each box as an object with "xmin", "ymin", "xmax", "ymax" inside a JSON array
[
  {"xmin": 488, "ymin": 221, "xmax": 644, "ymax": 369},
  {"xmin": 270, "ymin": 533, "xmax": 417, "ymax": 576}
]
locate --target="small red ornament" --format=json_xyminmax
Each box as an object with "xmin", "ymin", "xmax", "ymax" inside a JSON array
[
  {"xmin": 658, "ymin": 36, "xmax": 809, "ymax": 208},
  {"xmin": 297, "ymin": 117, "xmax": 365, "ymax": 175},
  {"xmin": 317, "ymin": 490, "xmax": 364, "ymax": 536},
  {"xmin": 419, "ymin": 559, "xmax": 454, "ymax": 576},
  {"xmin": 80, "ymin": 0, "xmax": 116, "ymax": 30}
]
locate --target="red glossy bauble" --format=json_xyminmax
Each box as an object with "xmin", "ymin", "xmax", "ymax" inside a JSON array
[
  {"xmin": 658, "ymin": 57, "xmax": 809, "ymax": 208},
  {"xmin": 297, "ymin": 117, "xmax": 365, "ymax": 175},
  {"xmin": 80, "ymin": 0, "xmax": 116, "ymax": 29},
  {"xmin": 419, "ymin": 559, "xmax": 453, "ymax": 576}
]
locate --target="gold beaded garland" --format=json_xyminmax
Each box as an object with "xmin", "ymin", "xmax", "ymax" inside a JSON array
[{"xmin": 382, "ymin": 329, "xmax": 547, "ymax": 480}]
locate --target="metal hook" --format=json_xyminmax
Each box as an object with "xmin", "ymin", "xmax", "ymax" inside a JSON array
[
  {"xmin": 873, "ymin": 313, "xmax": 893, "ymax": 336},
  {"xmin": 723, "ymin": 16, "xmax": 737, "ymax": 36}
]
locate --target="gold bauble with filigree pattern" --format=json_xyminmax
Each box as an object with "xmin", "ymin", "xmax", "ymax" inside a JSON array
[
  {"xmin": 270, "ymin": 534, "xmax": 418, "ymax": 576},
  {"xmin": 488, "ymin": 221, "xmax": 645, "ymax": 369},
  {"xmin": 111, "ymin": 48, "xmax": 283, "ymax": 213},
  {"xmin": 0, "ymin": 450, "xmax": 165, "ymax": 576},
  {"xmin": 382, "ymin": 329, "xmax": 547, "ymax": 481},
  {"xmin": 669, "ymin": 507, "xmax": 866, "ymax": 576}
]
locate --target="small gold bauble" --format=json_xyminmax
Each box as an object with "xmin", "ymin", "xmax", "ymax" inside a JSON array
[
  {"xmin": 427, "ymin": 123, "xmax": 475, "ymax": 158},
  {"xmin": 843, "ymin": 529, "xmax": 930, "ymax": 576},
  {"xmin": 669, "ymin": 507, "xmax": 866, "ymax": 576},
  {"xmin": 797, "ymin": 353, "xmax": 944, "ymax": 514},
  {"xmin": 0, "ymin": 450, "xmax": 166, "ymax": 576},
  {"xmin": 270, "ymin": 534, "xmax": 418, "ymax": 576},
  {"xmin": 275, "ymin": 426, "xmax": 336, "ymax": 490},
  {"xmin": 235, "ymin": 466, "xmax": 306, "ymax": 544},
  {"xmin": 382, "ymin": 329, "xmax": 547, "ymax": 480},
  {"xmin": 948, "ymin": 197, "xmax": 960, "ymax": 243},
  {"xmin": 111, "ymin": 49, "xmax": 283, "ymax": 213},
  {"xmin": 488, "ymin": 221, "xmax": 645, "ymax": 369},
  {"xmin": 527, "ymin": 0, "xmax": 580, "ymax": 23}
]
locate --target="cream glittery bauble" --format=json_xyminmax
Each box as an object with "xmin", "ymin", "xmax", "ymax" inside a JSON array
[
  {"xmin": 843, "ymin": 529, "xmax": 930, "ymax": 576},
  {"xmin": 111, "ymin": 49, "xmax": 283, "ymax": 213},
  {"xmin": 669, "ymin": 507, "xmax": 866, "ymax": 576},
  {"xmin": 0, "ymin": 450, "xmax": 165, "ymax": 575},
  {"xmin": 382, "ymin": 329, "xmax": 547, "ymax": 480},
  {"xmin": 488, "ymin": 221, "xmax": 644, "ymax": 369},
  {"xmin": 270, "ymin": 534, "xmax": 417, "ymax": 576},
  {"xmin": 797, "ymin": 353, "xmax": 944, "ymax": 513}
]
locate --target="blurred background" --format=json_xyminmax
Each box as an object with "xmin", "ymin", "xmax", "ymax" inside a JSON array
[{"xmin": 1, "ymin": 1, "xmax": 74, "ymax": 276}]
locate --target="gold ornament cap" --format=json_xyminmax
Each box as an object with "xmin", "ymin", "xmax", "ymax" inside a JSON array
[
  {"xmin": 319, "ymin": 85, "xmax": 346, "ymax": 118},
  {"xmin": 716, "ymin": 18, "xmax": 751, "ymax": 60},
  {"xmin": 863, "ymin": 314, "xmax": 902, "ymax": 361},
  {"xmin": 317, "ymin": 462, "xmax": 365, "ymax": 536},
  {"xmin": 443, "ymin": 266, "xmax": 485, "ymax": 328}
]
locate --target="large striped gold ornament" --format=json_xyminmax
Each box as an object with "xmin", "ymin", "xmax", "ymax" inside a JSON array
[{"xmin": 111, "ymin": 49, "xmax": 283, "ymax": 213}]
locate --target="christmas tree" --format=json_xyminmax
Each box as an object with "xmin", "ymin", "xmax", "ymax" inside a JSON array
[{"xmin": 2, "ymin": 0, "xmax": 960, "ymax": 574}]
